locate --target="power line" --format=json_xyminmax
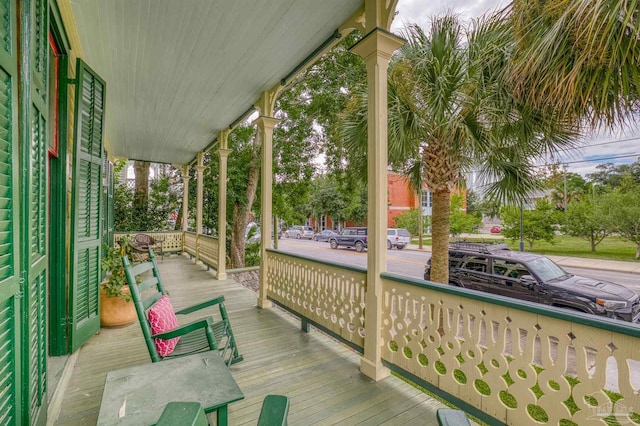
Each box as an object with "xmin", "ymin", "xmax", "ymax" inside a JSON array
[{"xmin": 563, "ymin": 135, "xmax": 640, "ymax": 152}]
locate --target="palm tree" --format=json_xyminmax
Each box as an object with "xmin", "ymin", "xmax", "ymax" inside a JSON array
[
  {"xmin": 341, "ymin": 14, "xmax": 578, "ymax": 284},
  {"xmin": 507, "ymin": 0, "xmax": 640, "ymax": 127}
]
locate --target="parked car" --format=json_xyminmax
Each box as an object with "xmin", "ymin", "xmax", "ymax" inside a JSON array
[
  {"xmin": 490, "ymin": 226, "xmax": 502, "ymax": 234},
  {"xmin": 329, "ymin": 227, "xmax": 368, "ymax": 253},
  {"xmin": 387, "ymin": 228, "xmax": 410, "ymax": 249},
  {"xmin": 314, "ymin": 230, "xmax": 340, "ymax": 242},
  {"xmin": 424, "ymin": 242, "xmax": 640, "ymax": 323},
  {"xmin": 284, "ymin": 225, "xmax": 314, "ymax": 239}
]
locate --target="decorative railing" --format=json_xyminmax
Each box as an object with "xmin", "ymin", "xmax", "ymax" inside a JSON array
[
  {"xmin": 114, "ymin": 231, "xmax": 184, "ymax": 253},
  {"xmin": 198, "ymin": 235, "xmax": 219, "ymax": 269},
  {"xmin": 265, "ymin": 249, "xmax": 366, "ymax": 351},
  {"xmin": 380, "ymin": 273, "xmax": 640, "ymax": 426},
  {"xmin": 184, "ymin": 231, "xmax": 197, "ymax": 257}
]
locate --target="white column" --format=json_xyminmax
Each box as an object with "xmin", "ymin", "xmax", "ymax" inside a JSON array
[
  {"xmin": 216, "ymin": 143, "xmax": 231, "ymax": 280},
  {"xmin": 195, "ymin": 152, "xmax": 205, "ymax": 235},
  {"xmin": 350, "ymin": 28, "xmax": 404, "ymax": 381},
  {"xmin": 181, "ymin": 165, "xmax": 190, "ymax": 232},
  {"xmin": 195, "ymin": 153, "xmax": 205, "ymax": 264}
]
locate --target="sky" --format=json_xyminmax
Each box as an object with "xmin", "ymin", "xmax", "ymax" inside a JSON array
[{"xmin": 391, "ymin": 0, "xmax": 640, "ymax": 179}]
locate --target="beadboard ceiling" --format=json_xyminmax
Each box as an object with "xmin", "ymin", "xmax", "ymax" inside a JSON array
[{"xmin": 69, "ymin": 0, "xmax": 363, "ymax": 165}]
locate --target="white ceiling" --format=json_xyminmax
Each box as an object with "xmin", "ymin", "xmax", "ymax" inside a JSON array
[{"xmin": 69, "ymin": 0, "xmax": 364, "ymax": 164}]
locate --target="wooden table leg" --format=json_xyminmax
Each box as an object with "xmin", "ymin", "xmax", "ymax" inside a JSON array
[{"xmin": 216, "ymin": 405, "xmax": 228, "ymax": 426}]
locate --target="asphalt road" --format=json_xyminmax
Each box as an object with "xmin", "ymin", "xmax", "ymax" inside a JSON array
[{"xmin": 275, "ymin": 237, "xmax": 640, "ymax": 294}]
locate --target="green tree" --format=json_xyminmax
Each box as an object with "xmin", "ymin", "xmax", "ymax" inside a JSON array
[
  {"xmin": 449, "ymin": 193, "xmax": 481, "ymax": 236},
  {"xmin": 605, "ymin": 177, "xmax": 640, "ymax": 259},
  {"xmin": 501, "ymin": 199, "xmax": 557, "ymax": 249},
  {"xmin": 395, "ymin": 209, "xmax": 432, "ymax": 236},
  {"xmin": 561, "ymin": 195, "xmax": 611, "ymax": 251},
  {"xmin": 508, "ymin": 0, "xmax": 640, "ymax": 127},
  {"xmin": 341, "ymin": 15, "xmax": 576, "ymax": 284}
]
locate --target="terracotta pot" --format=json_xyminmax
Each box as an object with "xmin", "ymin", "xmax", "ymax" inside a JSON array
[{"xmin": 100, "ymin": 284, "xmax": 137, "ymax": 327}]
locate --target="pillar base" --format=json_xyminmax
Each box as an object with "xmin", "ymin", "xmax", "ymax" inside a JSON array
[
  {"xmin": 257, "ymin": 297, "xmax": 272, "ymax": 309},
  {"xmin": 216, "ymin": 272, "xmax": 227, "ymax": 280},
  {"xmin": 360, "ymin": 358, "xmax": 390, "ymax": 381}
]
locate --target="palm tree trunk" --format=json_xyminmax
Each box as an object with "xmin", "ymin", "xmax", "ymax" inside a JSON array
[{"xmin": 430, "ymin": 189, "xmax": 450, "ymax": 284}]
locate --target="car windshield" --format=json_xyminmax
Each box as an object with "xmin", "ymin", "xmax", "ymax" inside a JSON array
[{"xmin": 527, "ymin": 257, "xmax": 568, "ymax": 282}]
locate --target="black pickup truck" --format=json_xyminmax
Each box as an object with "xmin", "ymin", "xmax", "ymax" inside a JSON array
[{"xmin": 329, "ymin": 227, "xmax": 368, "ymax": 253}]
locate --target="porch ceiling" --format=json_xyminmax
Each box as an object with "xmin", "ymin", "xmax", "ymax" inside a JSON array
[{"xmin": 69, "ymin": 0, "xmax": 363, "ymax": 165}]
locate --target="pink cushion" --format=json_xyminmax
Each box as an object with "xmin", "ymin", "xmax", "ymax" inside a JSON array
[{"xmin": 147, "ymin": 295, "xmax": 181, "ymax": 356}]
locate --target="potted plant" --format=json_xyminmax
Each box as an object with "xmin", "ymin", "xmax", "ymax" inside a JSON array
[{"xmin": 100, "ymin": 236, "xmax": 138, "ymax": 327}]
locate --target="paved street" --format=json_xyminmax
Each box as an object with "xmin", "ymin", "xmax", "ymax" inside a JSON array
[{"xmin": 275, "ymin": 237, "xmax": 640, "ymax": 294}]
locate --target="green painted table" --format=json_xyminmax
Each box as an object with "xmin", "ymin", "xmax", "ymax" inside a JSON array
[{"xmin": 97, "ymin": 353, "xmax": 244, "ymax": 425}]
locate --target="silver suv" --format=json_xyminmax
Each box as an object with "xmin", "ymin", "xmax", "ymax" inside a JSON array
[
  {"xmin": 387, "ymin": 228, "xmax": 410, "ymax": 250},
  {"xmin": 284, "ymin": 225, "xmax": 315, "ymax": 239}
]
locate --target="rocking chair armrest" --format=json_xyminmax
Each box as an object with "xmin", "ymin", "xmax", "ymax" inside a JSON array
[
  {"xmin": 151, "ymin": 317, "xmax": 215, "ymax": 340},
  {"xmin": 174, "ymin": 296, "xmax": 226, "ymax": 315}
]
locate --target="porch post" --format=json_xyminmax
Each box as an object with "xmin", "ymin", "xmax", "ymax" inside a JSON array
[
  {"xmin": 349, "ymin": 7, "xmax": 404, "ymax": 380},
  {"xmin": 181, "ymin": 165, "xmax": 190, "ymax": 232},
  {"xmin": 195, "ymin": 152, "xmax": 206, "ymax": 264},
  {"xmin": 216, "ymin": 129, "xmax": 231, "ymax": 280},
  {"xmin": 255, "ymin": 90, "xmax": 280, "ymax": 308}
]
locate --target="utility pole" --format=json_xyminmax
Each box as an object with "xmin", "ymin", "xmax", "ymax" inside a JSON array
[
  {"xmin": 563, "ymin": 163, "xmax": 568, "ymax": 211},
  {"xmin": 418, "ymin": 189, "xmax": 423, "ymax": 249}
]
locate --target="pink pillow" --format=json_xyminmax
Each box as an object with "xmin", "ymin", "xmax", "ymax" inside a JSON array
[{"xmin": 147, "ymin": 295, "xmax": 181, "ymax": 356}]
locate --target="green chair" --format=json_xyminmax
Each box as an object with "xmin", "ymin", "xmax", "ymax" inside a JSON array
[
  {"xmin": 122, "ymin": 249, "xmax": 243, "ymax": 365},
  {"xmin": 257, "ymin": 395, "xmax": 289, "ymax": 426},
  {"xmin": 436, "ymin": 408, "xmax": 471, "ymax": 426}
]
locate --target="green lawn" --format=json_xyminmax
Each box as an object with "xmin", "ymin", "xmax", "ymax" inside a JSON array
[{"xmin": 411, "ymin": 235, "xmax": 640, "ymax": 262}]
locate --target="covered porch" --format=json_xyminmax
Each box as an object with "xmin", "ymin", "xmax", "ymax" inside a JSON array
[{"xmin": 52, "ymin": 253, "xmax": 448, "ymax": 425}]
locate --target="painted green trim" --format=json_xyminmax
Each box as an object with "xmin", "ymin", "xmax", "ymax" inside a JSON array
[
  {"xmin": 267, "ymin": 297, "xmax": 364, "ymax": 354},
  {"xmin": 48, "ymin": 47, "xmax": 69, "ymax": 356},
  {"xmin": 49, "ymin": 1, "xmax": 70, "ymax": 52},
  {"xmin": 266, "ymin": 248, "xmax": 367, "ymax": 275},
  {"xmin": 383, "ymin": 361, "xmax": 505, "ymax": 426},
  {"xmin": 381, "ymin": 272, "xmax": 640, "ymax": 337}
]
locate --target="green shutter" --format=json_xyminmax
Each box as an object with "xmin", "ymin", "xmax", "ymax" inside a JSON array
[
  {"xmin": 0, "ymin": 1, "xmax": 21, "ymax": 423},
  {"xmin": 70, "ymin": 59, "xmax": 106, "ymax": 351},
  {"xmin": 21, "ymin": 0, "xmax": 49, "ymax": 423}
]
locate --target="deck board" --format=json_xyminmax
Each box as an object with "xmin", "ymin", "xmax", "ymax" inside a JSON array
[{"xmin": 53, "ymin": 254, "xmax": 457, "ymax": 425}]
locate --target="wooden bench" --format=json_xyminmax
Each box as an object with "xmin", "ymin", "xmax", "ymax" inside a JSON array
[{"xmin": 122, "ymin": 249, "xmax": 243, "ymax": 365}]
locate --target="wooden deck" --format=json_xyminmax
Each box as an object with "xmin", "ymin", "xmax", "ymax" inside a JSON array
[{"xmin": 53, "ymin": 254, "xmax": 452, "ymax": 425}]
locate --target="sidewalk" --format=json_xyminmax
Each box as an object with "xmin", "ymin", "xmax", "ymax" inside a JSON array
[{"xmin": 406, "ymin": 244, "xmax": 640, "ymax": 275}]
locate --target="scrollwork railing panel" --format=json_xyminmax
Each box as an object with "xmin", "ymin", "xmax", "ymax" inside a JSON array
[
  {"xmin": 265, "ymin": 250, "xmax": 366, "ymax": 349},
  {"xmin": 381, "ymin": 274, "xmax": 640, "ymax": 426}
]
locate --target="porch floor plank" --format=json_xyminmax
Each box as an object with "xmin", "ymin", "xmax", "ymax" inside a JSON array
[{"xmin": 53, "ymin": 255, "xmax": 461, "ymax": 425}]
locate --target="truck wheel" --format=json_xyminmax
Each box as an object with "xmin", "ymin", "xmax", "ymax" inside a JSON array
[
  {"xmin": 396, "ymin": 245, "xmax": 404, "ymax": 250},
  {"xmin": 387, "ymin": 240, "xmax": 392, "ymax": 250},
  {"xmin": 355, "ymin": 242, "xmax": 364, "ymax": 253},
  {"xmin": 296, "ymin": 234, "xmax": 301, "ymax": 239},
  {"xmin": 330, "ymin": 240, "xmax": 338, "ymax": 249}
]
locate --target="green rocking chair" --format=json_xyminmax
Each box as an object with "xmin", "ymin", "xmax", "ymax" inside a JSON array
[{"xmin": 122, "ymin": 249, "xmax": 243, "ymax": 365}]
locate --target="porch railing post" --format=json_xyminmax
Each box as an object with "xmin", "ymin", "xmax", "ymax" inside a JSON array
[
  {"xmin": 349, "ymin": 4, "xmax": 404, "ymax": 381},
  {"xmin": 216, "ymin": 130, "xmax": 231, "ymax": 280},
  {"xmin": 255, "ymin": 89, "xmax": 280, "ymax": 309}
]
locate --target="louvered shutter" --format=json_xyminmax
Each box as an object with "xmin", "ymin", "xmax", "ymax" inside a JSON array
[
  {"xmin": 20, "ymin": 0, "xmax": 49, "ymax": 423},
  {"xmin": 0, "ymin": 0, "xmax": 22, "ymax": 423},
  {"xmin": 69, "ymin": 59, "xmax": 106, "ymax": 351}
]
